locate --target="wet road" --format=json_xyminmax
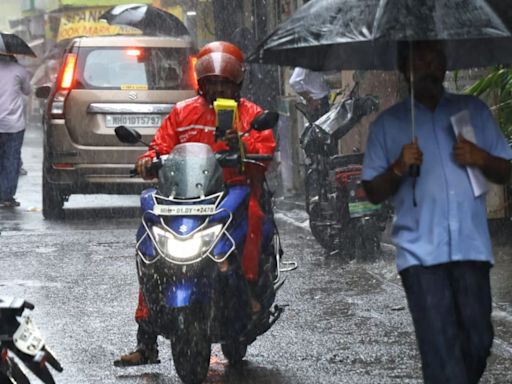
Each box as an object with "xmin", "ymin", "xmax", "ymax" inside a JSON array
[{"xmin": 1, "ymin": 129, "xmax": 512, "ymax": 383}]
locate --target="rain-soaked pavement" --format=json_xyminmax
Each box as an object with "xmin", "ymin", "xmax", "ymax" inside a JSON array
[{"xmin": 1, "ymin": 128, "xmax": 512, "ymax": 383}]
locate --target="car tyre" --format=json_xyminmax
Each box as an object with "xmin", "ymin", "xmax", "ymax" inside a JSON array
[{"xmin": 42, "ymin": 162, "xmax": 64, "ymax": 220}]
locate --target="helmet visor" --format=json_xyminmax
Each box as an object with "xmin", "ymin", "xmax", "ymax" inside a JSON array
[{"xmin": 195, "ymin": 52, "xmax": 244, "ymax": 84}]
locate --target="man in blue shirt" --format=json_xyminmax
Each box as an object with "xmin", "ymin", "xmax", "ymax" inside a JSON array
[{"xmin": 362, "ymin": 41, "xmax": 512, "ymax": 383}]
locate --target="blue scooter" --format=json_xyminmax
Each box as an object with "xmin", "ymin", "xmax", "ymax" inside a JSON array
[{"xmin": 115, "ymin": 111, "xmax": 296, "ymax": 384}]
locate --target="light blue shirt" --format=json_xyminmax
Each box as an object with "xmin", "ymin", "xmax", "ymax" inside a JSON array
[
  {"xmin": 0, "ymin": 56, "xmax": 31, "ymax": 133},
  {"xmin": 362, "ymin": 92, "xmax": 512, "ymax": 272}
]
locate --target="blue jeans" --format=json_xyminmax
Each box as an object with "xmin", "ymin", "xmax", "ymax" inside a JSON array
[
  {"xmin": 400, "ymin": 261, "xmax": 493, "ymax": 384},
  {"xmin": 0, "ymin": 130, "xmax": 25, "ymax": 201}
]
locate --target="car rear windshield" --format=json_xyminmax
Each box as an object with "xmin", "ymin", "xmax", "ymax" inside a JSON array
[{"xmin": 76, "ymin": 47, "xmax": 195, "ymax": 90}]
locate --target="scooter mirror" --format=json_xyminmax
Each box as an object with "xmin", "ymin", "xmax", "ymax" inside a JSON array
[
  {"xmin": 294, "ymin": 103, "xmax": 314, "ymax": 124},
  {"xmin": 250, "ymin": 111, "xmax": 279, "ymax": 132},
  {"xmin": 115, "ymin": 125, "xmax": 142, "ymax": 144}
]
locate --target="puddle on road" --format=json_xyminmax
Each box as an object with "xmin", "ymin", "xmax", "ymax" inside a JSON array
[
  {"xmin": 0, "ymin": 280, "xmax": 62, "ymax": 288},
  {"xmin": 35, "ymin": 247, "xmax": 58, "ymax": 254}
]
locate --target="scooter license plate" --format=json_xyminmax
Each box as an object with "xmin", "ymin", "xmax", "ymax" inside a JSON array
[
  {"xmin": 153, "ymin": 204, "xmax": 216, "ymax": 216},
  {"xmin": 348, "ymin": 201, "xmax": 381, "ymax": 218},
  {"xmin": 13, "ymin": 316, "xmax": 44, "ymax": 355}
]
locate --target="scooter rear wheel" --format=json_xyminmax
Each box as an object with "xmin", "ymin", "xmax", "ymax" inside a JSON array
[
  {"xmin": 221, "ymin": 340, "xmax": 247, "ymax": 366},
  {"xmin": 309, "ymin": 202, "xmax": 340, "ymax": 252}
]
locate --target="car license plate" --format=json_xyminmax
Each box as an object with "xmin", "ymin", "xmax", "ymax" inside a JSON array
[
  {"xmin": 153, "ymin": 204, "xmax": 217, "ymax": 216},
  {"xmin": 105, "ymin": 114, "xmax": 162, "ymax": 128}
]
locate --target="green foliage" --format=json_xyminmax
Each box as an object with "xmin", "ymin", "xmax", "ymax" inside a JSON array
[{"xmin": 464, "ymin": 66, "xmax": 512, "ymax": 141}]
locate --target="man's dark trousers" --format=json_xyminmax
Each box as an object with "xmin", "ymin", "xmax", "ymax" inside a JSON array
[
  {"xmin": 0, "ymin": 130, "xmax": 25, "ymax": 201},
  {"xmin": 400, "ymin": 261, "xmax": 493, "ymax": 384}
]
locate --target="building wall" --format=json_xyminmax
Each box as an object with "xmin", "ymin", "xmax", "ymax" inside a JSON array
[
  {"xmin": 339, "ymin": 70, "xmax": 402, "ymax": 154},
  {"xmin": 34, "ymin": 0, "xmax": 59, "ymax": 10},
  {"xmin": 0, "ymin": 1, "xmax": 22, "ymax": 31}
]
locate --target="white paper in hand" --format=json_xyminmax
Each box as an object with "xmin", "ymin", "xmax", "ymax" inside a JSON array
[{"xmin": 450, "ymin": 110, "xmax": 489, "ymax": 197}]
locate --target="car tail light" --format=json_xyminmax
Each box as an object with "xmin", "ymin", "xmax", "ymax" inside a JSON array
[
  {"xmin": 189, "ymin": 56, "xmax": 198, "ymax": 90},
  {"xmin": 60, "ymin": 53, "xmax": 77, "ymax": 89},
  {"xmin": 53, "ymin": 163, "xmax": 75, "ymax": 169},
  {"xmin": 49, "ymin": 53, "xmax": 77, "ymax": 119},
  {"xmin": 126, "ymin": 48, "xmax": 142, "ymax": 57}
]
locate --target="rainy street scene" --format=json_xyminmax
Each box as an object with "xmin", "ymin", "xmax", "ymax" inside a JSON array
[{"xmin": 2, "ymin": 0, "xmax": 512, "ymax": 383}]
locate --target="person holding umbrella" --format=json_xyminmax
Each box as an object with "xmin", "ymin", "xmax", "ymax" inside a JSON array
[
  {"xmin": 249, "ymin": 0, "xmax": 512, "ymax": 381},
  {"xmin": 0, "ymin": 53, "xmax": 32, "ymax": 207},
  {"xmin": 362, "ymin": 41, "xmax": 512, "ymax": 383}
]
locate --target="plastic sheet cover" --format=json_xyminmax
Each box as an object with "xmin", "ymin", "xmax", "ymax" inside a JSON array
[
  {"xmin": 248, "ymin": 0, "xmax": 512, "ymax": 71},
  {"xmin": 315, "ymin": 95, "xmax": 379, "ymax": 140}
]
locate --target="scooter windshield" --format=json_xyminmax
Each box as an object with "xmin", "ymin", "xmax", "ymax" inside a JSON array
[{"xmin": 158, "ymin": 143, "xmax": 224, "ymax": 199}]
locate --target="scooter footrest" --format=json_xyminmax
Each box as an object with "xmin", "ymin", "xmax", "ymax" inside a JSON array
[{"xmin": 268, "ymin": 304, "xmax": 284, "ymax": 327}]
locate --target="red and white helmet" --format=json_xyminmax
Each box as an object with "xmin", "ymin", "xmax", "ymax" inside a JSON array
[{"xmin": 195, "ymin": 41, "xmax": 245, "ymax": 85}]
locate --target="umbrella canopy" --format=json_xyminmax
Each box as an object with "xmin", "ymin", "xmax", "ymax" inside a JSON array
[
  {"xmin": 0, "ymin": 32, "xmax": 36, "ymax": 57},
  {"xmin": 100, "ymin": 4, "xmax": 190, "ymax": 37},
  {"xmin": 248, "ymin": 0, "xmax": 512, "ymax": 71}
]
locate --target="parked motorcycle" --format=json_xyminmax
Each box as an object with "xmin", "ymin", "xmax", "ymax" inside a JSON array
[
  {"xmin": 297, "ymin": 86, "xmax": 389, "ymax": 257},
  {"xmin": 0, "ymin": 297, "xmax": 63, "ymax": 384},
  {"xmin": 115, "ymin": 111, "xmax": 296, "ymax": 384}
]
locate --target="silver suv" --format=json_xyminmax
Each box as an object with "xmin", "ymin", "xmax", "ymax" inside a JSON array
[{"xmin": 37, "ymin": 35, "xmax": 196, "ymax": 218}]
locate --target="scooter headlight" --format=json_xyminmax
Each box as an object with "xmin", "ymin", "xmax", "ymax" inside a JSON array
[{"xmin": 151, "ymin": 224, "xmax": 223, "ymax": 262}]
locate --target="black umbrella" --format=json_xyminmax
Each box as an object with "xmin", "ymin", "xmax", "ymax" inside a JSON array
[
  {"xmin": 248, "ymin": 0, "xmax": 512, "ymax": 71},
  {"xmin": 0, "ymin": 32, "xmax": 36, "ymax": 57},
  {"xmin": 99, "ymin": 4, "xmax": 190, "ymax": 37}
]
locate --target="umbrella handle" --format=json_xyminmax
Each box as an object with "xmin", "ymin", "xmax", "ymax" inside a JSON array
[
  {"xmin": 408, "ymin": 164, "xmax": 420, "ymax": 177},
  {"xmin": 409, "ymin": 165, "xmax": 419, "ymax": 208},
  {"xmin": 408, "ymin": 45, "xmax": 420, "ymax": 179}
]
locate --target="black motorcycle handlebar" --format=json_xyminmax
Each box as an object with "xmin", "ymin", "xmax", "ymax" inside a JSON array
[
  {"xmin": 129, "ymin": 158, "xmax": 162, "ymax": 177},
  {"xmin": 245, "ymin": 154, "xmax": 274, "ymax": 162}
]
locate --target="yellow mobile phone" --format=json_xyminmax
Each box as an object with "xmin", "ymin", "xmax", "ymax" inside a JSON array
[{"xmin": 213, "ymin": 98, "xmax": 238, "ymax": 140}]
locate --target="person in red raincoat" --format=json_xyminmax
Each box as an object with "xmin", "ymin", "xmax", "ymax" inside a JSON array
[{"xmin": 114, "ymin": 41, "xmax": 276, "ymax": 367}]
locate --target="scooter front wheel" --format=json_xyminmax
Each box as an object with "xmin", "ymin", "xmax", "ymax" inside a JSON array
[{"xmin": 171, "ymin": 308, "xmax": 211, "ymax": 384}]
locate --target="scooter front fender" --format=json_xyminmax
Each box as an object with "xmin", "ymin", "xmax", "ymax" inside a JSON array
[{"xmin": 164, "ymin": 278, "xmax": 211, "ymax": 309}]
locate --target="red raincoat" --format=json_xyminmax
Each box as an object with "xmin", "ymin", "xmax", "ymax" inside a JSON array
[{"xmin": 135, "ymin": 95, "xmax": 276, "ymax": 322}]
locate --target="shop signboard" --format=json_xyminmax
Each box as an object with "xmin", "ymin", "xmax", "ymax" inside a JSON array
[
  {"xmin": 57, "ymin": 7, "xmax": 140, "ymax": 41},
  {"xmin": 60, "ymin": 0, "xmax": 151, "ymax": 6}
]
